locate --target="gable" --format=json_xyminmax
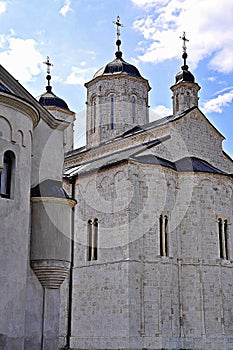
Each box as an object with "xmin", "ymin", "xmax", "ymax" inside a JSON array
[{"xmin": 153, "ymin": 107, "xmax": 233, "ymax": 173}]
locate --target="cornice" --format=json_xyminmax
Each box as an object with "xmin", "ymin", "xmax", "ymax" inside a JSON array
[
  {"xmin": 31, "ymin": 196, "xmax": 76, "ymax": 207},
  {"xmin": 0, "ymin": 93, "xmax": 39, "ymax": 128},
  {"xmin": 85, "ymin": 73, "xmax": 151, "ymax": 92},
  {"xmin": 0, "ymin": 65, "xmax": 70, "ymax": 131}
]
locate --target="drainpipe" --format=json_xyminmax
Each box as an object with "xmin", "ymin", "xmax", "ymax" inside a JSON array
[{"xmin": 65, "ymin": 176, "xmax": 76, "ymax": 349}]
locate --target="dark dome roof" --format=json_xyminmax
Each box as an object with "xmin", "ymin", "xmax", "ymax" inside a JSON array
[
  {"xmin": 175, "ymin": 68, "xmax": 195, "ymax": 84},
  {"xmin": 93, "ymin": 51, "xmax": 142, "ymax": 79},
  {"xmin": 31, "ymin": 179, "xmax": 70, "ymax": 198},
  {"xmin": 39, "ymin": 88, "xmax": 69, "ymax": 111}
]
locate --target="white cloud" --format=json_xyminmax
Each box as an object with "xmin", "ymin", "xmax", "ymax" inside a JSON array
[
  {"xmin": 150, "ymin": 105, "xmax": 172, "ymax": 120},
  {"xmin": 131, "ymin": 0, "xmax": 233, "ymax": 73},
  {"xmin": 0, "ymin": 35, "xmax": 43, "ymax": 82},
  {"xmin": 59, "ymin": 0, "xmax": 72, "ymax": 16},
  {"xmin": 0, "ymin": 1, "xmax": 7, "ymax": 14},
  {"xmin": 202, "ymin": 90, "xmax": 233, "ymax": 114},
  {"xmin": 132, "ymin": 0, "xmax": 169, "ymax": 10},
  {"xmin": 207, "ymin": 76, "xmax": 216, "ymax": 82},
  {"xmin": 214, "ymin": 86, "xmax": 233, "ymax": 96},
  {"xmin": 65, "ymin": 66, "xmax": 96, "ymax": 85}
]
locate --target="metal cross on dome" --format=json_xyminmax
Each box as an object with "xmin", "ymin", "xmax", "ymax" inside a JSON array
[
  {"xmin": 43, "ymin": 56, "xmax": 53, "ymax": 75},
  {"xmin": 180, "ymin": 31, "xmax": 189, "ymax": 54},
  {"xmin": 113, "ymin": 15, "xmax": 124, "ymax": 40}
]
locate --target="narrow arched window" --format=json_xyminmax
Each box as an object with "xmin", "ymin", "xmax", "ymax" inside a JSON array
[
  {"xmin": 92, "ymin": 97, "xmax": 97, "ymax": 133},
  {"xmin": 110, "ymin": 95, "xmax": 114, "ymax": 130},
  {"xmin": 0, "ymin": 151, "xmax": 15, "ymax": 198},
  {"xmin": 218, "ymin": 218, "xmax": 223, "ymax": 259},
  {"xmin": 159, "ymin": 214, "xmax": 169, "ymax": 257},
  {"xmin": 87, "ymin": 218, "xmax": 98, "ymax": 261},
  {"xmin": 132, "ymin": 96, "xmax": 136, "ymax": 123},
  {"xmin": 218, "ymin": 218, "xmax": 229, "ymax": 260},
  {"xmin": 224, "ymin": 220, "xmax": 228, "ymax": 260},
  {"xmin": 176, "ymin": 94, "xmax": 179, "ymax": 112}
]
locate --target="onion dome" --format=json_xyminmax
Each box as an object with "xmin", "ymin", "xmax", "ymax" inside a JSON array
[
  {"xmin": 175, "ymin": 32, "xmax": 195, "ymax": 84},
  {"xmin": 93, "ymin": 16, "xmax": 143, "ymax": 80},
  {"xmin": 39, "ymin": 56, "xmax": 70, "ymax": 111}
]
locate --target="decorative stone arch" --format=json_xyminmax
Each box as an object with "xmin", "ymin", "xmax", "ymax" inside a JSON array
[
  {"xmin": 14, "ymin": 129, "xmax": 25, "ymax": 147},
  {"xmin": 0, "ymin": 115, "xmax": 13, "ymax": 141}
]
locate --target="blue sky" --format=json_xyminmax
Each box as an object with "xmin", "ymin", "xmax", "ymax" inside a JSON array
[{"xmin": 0, "ymin": 0, "xmax": 233, "ymax": 156}]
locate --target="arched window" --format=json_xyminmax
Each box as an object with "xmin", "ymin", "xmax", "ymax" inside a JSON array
[
  {"xmin": 159, "ymin": 214, "xmax": 169, "ymax": 257},
  {"xmin": 110, "ymin": 95, "xmax": 114, "ymax": 130},
  {"xmin": 92, "ymin": 97, "xmax": 97, "ymax": 133},
  {"xmin": 87, "ymin": 218, "xmax": 99, "ymax": 261},
  {"xmin": 132, "ymin": 96, "xmax": 136, "ymax": 123},
  {"xmin": 0, "ymin": 151, "xmax": 15, "ymax": 198},
  {"xmin": 218, "ymin": 218, "xmax": 229, "ymax": 260},
  {"xmin": 176, "ymin": 94, "xmax": 179, "ymax": 112}
]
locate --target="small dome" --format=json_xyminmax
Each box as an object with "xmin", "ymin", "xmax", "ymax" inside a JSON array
[
  {"xmin": 31, "ymin": 179, "xmax": 70, "ymax": 199},
  {"xmin": 93, "ymin": 51, "xmax": 142, "ymax": 79},
  {"xmin": 39, "ymin": 88, "xmax": 69, "ymax": 111},
  {"xmin": 175, "ymin": 68, "xmax": 195, "ymax": 84}
]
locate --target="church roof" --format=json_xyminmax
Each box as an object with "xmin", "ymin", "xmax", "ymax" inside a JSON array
[
  {"xmin": 93, "ymin": 51, "xmax": 143, "ymax": 79},
  {"xmin": 39, "ymin": 56, "xmax": 70, "ymax": 111},
  {"xmin": 93, "ymin": 16, "xmax": 144, "ymax": 80},
  {"xmin": 31, "ymin": 179, "xmax": 70, "ymax": 199},
  {"xmin": 39, "ymin": 89, "xmax": 70, "ymax": 110},
  {"xmin": 175, "ymin": 68, "xmax": 195, "ymax": 84},
  {"xmin": 0, "ymin": 82, "xmax": 11, "ymax": 94},
  {"xmin": 174, "ymin": 32, "xmax": 196, "ymax": 84},
  {"xmin": 64, "ymin": 135, "xmax": 228, "ymax": 178},
  {"xmin": 133, "ymin": 155, "xmax": 228, "ymax": 175}
]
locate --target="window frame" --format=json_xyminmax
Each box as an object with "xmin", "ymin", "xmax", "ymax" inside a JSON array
[
  {"xmin": 110, "ymin": 95, "xmax": 114, "ymax": 130},
  {"xmin": 0, "ymin": 150, "xmax": 15, "ymax": 199},
  {"xmin": 132, "ymin": 95, "xmax": 136, "ymax": 124},
  {"xmin": 87, "ymin": 218, "xmax": 99, "ymax": 261},
  {"xmin": 159, "ymin": 214, "xmax": 169, "ymax": 257},
  {"xmin": 218, "ymin": 217, "xmax": 229, "ymax": 260}
]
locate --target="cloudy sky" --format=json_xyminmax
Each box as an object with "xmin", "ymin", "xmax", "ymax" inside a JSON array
[{"xmin": 0, "ymin": 0, "xmax": 233, "ymax": 155}]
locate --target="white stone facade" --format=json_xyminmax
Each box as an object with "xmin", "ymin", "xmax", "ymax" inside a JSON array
[
  {"xmin": 85, "ymin": 75, "xmax": 150, "ymax": 148},
  {"xmin": 0, "ymin": 32, "xmax": 233, "ymax": 350},
  {"xmin": 62, "ymin": 49, "xmax": 233, "ymax": 350},
  {"xmin": 63, "ymin": 147, "xmax": 233, "ymax": 350},
  {"xmin": 0, "ymin": 65, "xmax": 75, "ymax": 349}
]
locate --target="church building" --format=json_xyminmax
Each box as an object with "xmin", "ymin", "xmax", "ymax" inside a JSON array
[{"xmin": 0, "ymin": 16, "xmax": 233, "ymax": 350}]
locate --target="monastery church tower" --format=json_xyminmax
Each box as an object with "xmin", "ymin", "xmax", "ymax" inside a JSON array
[
  {"xmin": 0, "ymin": 16, "xmax": 232, "ymax": 350},
  {"xmin": 85, "ymin": 16, "xmax": 150, "ymax": 148}
]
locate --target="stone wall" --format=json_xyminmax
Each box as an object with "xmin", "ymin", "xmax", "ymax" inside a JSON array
[
  {"xmin": 64, "ymin": 156, "xmax": 233, "ymax": 349},
  {"xmin": 86, "ymin": 75, "xmax": 149, "ymax": 147},
  {"xmin": 0, "ymin": 96, "xmax": 38, "ymax": 348}
]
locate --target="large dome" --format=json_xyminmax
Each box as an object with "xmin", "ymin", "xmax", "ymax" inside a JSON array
[{"xmin": 93, "ymin": 51, "xmax": 143, "ymax": 79}]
